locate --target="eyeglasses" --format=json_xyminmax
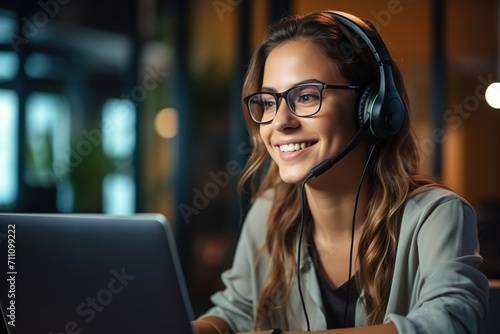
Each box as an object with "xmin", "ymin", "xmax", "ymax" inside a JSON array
[{"xmin": 244, "ymin": 82, "xmax": 359, "ymax": 124}]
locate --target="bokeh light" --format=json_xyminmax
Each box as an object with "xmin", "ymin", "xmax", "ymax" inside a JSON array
[{"xmin": 154, "ymin": 108, "xmax": 179, "ymax": 139}]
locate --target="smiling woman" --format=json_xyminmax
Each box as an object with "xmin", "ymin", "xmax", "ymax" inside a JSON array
[
  {"xmin": 192, "ymin": 10, "xmax": 489, "ymax": 334},
  {"xmin": 257, "ymin": 40, "xmax": 362, "ymax": 185}
]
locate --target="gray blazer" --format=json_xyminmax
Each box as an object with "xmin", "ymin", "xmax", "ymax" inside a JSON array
[{"xmin": 200, "ymin": 188, "xmax": 489, "ymax": 333}]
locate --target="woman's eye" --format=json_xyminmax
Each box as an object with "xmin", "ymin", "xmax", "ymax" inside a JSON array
[
  {"xmin": 262, "ymin": 100, "xmax": 276, "ymax": 110},
  {"xmin": 297, "ymin": 93, "xmax": 319, "ymax": 104}
]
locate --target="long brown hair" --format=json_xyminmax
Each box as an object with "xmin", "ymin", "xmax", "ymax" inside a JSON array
[{"xmin": 238, "ymin": 11, "xmax": 439, "ymax": 328}]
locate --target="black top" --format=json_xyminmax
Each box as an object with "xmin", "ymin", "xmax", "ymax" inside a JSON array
[{"xmin": 308, "ymin": 241, "xmax": 359, "ymax": 329}]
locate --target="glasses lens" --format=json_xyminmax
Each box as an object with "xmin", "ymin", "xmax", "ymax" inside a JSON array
[
  {"xmin": 288, "ymin": 85, "xmax": 322, "ymax": 116},
  {"xmin": 248, "ymin": 93, "xmax": 276, "ymax": 123}
]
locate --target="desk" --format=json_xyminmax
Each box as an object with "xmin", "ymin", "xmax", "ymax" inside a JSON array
[
  {"xmin": 489, "ymin": 279, "xmax": 500, "ymax": 288},
  {"xmin": 481, "ymin": 280, "xmax": 500, "ymax": 334}
]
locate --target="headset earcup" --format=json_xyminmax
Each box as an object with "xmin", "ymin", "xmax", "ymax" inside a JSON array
[
  {"xmin": 357, "ymin": 83, "xmax": 379, "ymax": 140},
  {"xmin": 331, "ymin": 11, "xmax": 405, "ymax": 142}
]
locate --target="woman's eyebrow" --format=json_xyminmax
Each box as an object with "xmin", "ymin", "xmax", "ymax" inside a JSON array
[{"xmin": 260, "ymin": 79, "xmax": 323, "ymax": 92}]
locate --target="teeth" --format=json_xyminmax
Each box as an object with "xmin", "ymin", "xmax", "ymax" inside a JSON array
[{"xmin": 280, "ymin": 142, "xmax": 309, "ymax": 153}]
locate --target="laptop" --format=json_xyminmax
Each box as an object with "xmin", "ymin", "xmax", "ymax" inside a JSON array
[{"xmin": 0, "ymin": 213, "xmax": 196, "ymax": 334}]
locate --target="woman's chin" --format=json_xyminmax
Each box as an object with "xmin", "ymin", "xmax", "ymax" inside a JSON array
[{"xmin": 278, "ymin": 169, "xmax": 309, "ymax": 185}]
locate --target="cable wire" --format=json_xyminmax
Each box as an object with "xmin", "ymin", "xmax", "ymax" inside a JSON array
[
  {"xmin": 297, "ymin": 144, "xmax": 377, "ymax": 330},
  {"xmin": 297, "ymin": 173, "xmax": 313, "ymax": 331},
  {"xmin": 342, "ymin": 144, "xmax": 377, "ymax": 326}
]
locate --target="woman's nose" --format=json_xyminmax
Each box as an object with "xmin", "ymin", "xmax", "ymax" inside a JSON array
[{"xmin": 271, "ymin": 100, "xmax": 300, "ymax": 131}]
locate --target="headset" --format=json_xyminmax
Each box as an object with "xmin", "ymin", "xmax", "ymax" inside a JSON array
[
  {"xmin": 328, "ymin": 11, "xmax": 405, "ymax": 142},
  {"xmin": 297, "ymin": 12, "xmax": 407, "ymax": 331}
]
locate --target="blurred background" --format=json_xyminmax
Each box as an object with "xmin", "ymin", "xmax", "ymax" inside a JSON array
[{"xmin": 1, "ymin": 0, "xmax": 499, "ymax": 317}]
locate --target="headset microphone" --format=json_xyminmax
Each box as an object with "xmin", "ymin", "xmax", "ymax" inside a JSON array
[{"xmin": 308, "ymin": 122, "xmax": 369, "ymax": 178}]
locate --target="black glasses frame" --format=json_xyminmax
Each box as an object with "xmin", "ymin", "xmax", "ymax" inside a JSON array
[{"xmin": 244, "ymin": 82, "xmax": 360, "ymax": 124}]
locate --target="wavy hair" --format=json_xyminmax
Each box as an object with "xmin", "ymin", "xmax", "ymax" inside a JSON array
[{"xmin": 237, "ymin": 11, "xmax": 440, "ymax": 328}]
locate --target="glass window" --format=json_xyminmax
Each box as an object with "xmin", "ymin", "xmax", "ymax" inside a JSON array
[
  {"xmin": 0, "ymin": 89, "xmax": 18, "ymax": 206},
  {"xmin": 0, "ymin": 52, "xmax": 19, "ymax": 81},
  {"xmin": 0, "ymin": 9, "xmax": 17, "ymax": 45},
  {"xmin": 25, "ymin": 92, "xmax": 71, "ymax": 187},
  {"xmin": 57, "ymin": 179, "xmax": 74, "ymax": 213},
  {"xmin": 102, "ymin": 98, "xmax": 136, "ymax": 159},
  {"xmin": 25, "ymin": 53, "xmax": 55, "ymax": 79},
  {"xmin": 102, "ymin": 98, "xmax": 136, "ymax": 214},
  {"xmin": 102, "ymin": 172, "xmax": 135, "ymax": 215},
  {"xmin": 25, "ymin": 53, "xmax": 73, "ymax": 80}
]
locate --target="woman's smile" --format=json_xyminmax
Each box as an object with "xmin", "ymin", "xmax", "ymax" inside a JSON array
[{"xmin": 276, "ymin": 141, "xmax": 317, "ymax": 161}]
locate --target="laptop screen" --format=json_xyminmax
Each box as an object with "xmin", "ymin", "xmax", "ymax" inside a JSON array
[{"xmin": 0, "ymin": 213, "xmax": 195, "ymax": 334}]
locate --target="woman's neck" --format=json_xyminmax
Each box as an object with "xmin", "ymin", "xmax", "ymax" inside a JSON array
[{"xmin": 304, "ymin": 170, "xmax": 370, "ymax": 242}]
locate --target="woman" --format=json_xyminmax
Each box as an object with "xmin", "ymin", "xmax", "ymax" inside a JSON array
[{"xmin": 193, "ymin": 10, "xmax": 489, "ymax": 334}]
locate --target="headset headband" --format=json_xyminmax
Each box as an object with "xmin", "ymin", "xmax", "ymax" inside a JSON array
[{"xmin": 327, "ymin": 11, "xmax": 404, "ymax": 140}]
